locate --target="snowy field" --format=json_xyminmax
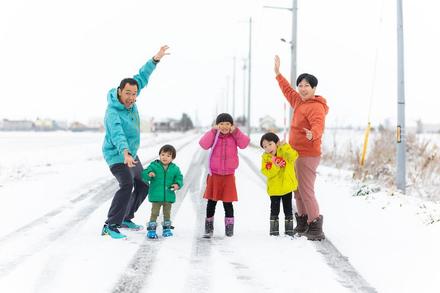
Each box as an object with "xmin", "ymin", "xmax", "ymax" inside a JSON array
[{"xmin": 0, "ymin": 131, "xmax": 440, "ymax": 293}]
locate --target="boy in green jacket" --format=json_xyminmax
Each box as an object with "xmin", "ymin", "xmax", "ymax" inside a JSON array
[{"xmin": 142, "ymin": 144, "xmax": 183, "ymax": 239}]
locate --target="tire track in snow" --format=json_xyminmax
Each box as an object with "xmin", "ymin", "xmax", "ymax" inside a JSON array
[
  {"xmin": 180, "ymin": 160, "xmax": 213, "ymax": 293},
  {"xmin": 181, "ymin": 154, "xmax": 265, "ymax": 292},
  {"xmin": 239, "ymin": 151, "xmax": 378, "ymax": 293},
  {"xmin": 112, "ymin": 149, "xmax": 207, "ymax": 293},
  {"xmin": 0, "ymin": 134, "xmax": 189, "ymax": 244},
  {"xmin": 0, "ymin": 135, "xmax": 195, "ymax": 278}
]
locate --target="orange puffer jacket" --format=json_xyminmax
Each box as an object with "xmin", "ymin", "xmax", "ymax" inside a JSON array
[{"xmin": 276, "ymin": 74, "xmax": 329, "ymax": 157}]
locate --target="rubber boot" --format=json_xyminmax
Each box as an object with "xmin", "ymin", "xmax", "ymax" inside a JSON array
[
  {"xmin": 203, "ymin": 216, "xmax": 214, "ymax": 238},
  {"xmin": 146, "ymin": 221, "xmax": 158, "ymax": 239},
  {"xmin": 225, "ymin": 217, "xmax": 234, "ymax": 237},
  {"xmin": 285, "ymin": 215, "xmax": 294, "ymax": 236},
  {"xmin": 270, "ymin": 216, "xmax": 279, "ymax": 236},
  {"xmin": 162, "ymin": 220, "xmax": 173, "ymax": 237}
]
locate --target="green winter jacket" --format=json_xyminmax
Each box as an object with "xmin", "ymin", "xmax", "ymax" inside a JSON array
[{"xmin": 141, "ymin": 160, "xmax": 184, "ymax": 203}]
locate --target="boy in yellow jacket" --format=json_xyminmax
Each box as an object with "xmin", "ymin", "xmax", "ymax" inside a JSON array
[{"xmin": 260, "ymin": 132, "xmax": 298, "ymax": 236}]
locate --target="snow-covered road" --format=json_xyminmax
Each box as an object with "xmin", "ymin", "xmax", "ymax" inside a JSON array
[{"xmin": 0, "ymin": 131, "xmax": 439, "ymax": 293}]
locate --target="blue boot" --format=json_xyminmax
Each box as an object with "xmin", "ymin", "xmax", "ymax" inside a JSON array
[
  {"xmin": 121, "ymin": 219, "xmax": 143, "ymax": 231},
  {"xmin": 162, "ymin": 220, "xmax": 173, "ymax": 237},
  {"xmin": 102, "ymin": 224, "xmax": 127, "ymax": 239},
  {"xmin": 146, "ymin": 221, "xmax": 158, "ymax": 239}
]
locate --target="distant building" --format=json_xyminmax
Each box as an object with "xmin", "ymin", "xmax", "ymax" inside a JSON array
[
  {"xmin": 422, "ymin": 124, "xmax": 440, "ymax": 133},
  {"xmin": 34, "ymin": 118, "xmax": 56, "ymax": 131},
  {"xmin": 0, "ymin": 119, "xmax": 34, "ymax": 131},
  {"xmin": 153, "ymin": 119, "xmax": 180, "ymax": 132},
  {"xmin": 259, "ymin": 115, "xmax": 278, "ymax": 132},
  {"xmin": 408, "ymin": 123, "xmax": 440, "ymax": 134},
  {"xmin": 55, "ymin": 120, "xmax": 69, "ymax": 130},
  {"xmin": 69, "ymin": 121, "xmax": 101, "ymax": 132}
]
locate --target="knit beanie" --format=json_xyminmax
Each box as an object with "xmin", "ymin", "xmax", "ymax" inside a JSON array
[{"xmin": 215, "ymin": 113, "xmax": 234, "ymax": 125}]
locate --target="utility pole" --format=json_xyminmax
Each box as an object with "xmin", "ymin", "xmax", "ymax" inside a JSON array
[
  {"xmin": 242, "ymin": 58, "xmax": 247, "ymax": 123},
  {"xmin": 396, "ymin": 0, "xmax": 406, "ymax": 193},
  {"xmin": 246, "ymin": 17, "xmax": 252, "ymax": 135},
  {"xmin": 225, "ymin": 76, "xmax": 230, "ymax": 112},
  {"xmin": 264, "ymin": 0, "xmax": 298, "ymax": 137},
  {"xmin": 290, "ymin": 0, "xmax": 298, "ymax": 129},
  {"xmin": 232, "ymin": 57, "xmax": 236, "ymax": 118}
]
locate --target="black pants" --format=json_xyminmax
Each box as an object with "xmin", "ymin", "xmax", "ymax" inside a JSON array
[
  {"xmin": 270, "ymin": 192, "xmax": 293, "ymax": 218},
  {"xmin": 206, "ymin": 199, "xmax": 234, "ymax": 218},
  {"xmin": 106, "ymin": 157, "xmax": 149, "ymax": 225}
]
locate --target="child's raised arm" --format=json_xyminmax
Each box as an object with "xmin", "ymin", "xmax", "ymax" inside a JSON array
[
  {"xmin": 231, "ymin": 127, "xmax": 250, "ymax": 149},
  {"xmin": 199, "ymin": 128, "xmax": 218, "ymax": 150},
  {"xmin": 280, "ymin": 143, "xmax": 299, "ymax": 164}
]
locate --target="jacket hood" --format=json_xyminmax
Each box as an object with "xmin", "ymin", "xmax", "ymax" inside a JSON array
[
  {"xmin": 107, "ymin": 88, "xmax": 126, "ymax": 111},
  {"xmin": 311, "ymin": 95, "xmax": 329, "ymax": 114},
  {"xmin": 152, "ymin": 159, "xmax": 175, "ymax": 169}
]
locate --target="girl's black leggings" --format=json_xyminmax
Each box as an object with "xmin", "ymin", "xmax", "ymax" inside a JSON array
[{"xmin": 206, "ymin": 199, "xmax": 234, "ymax": 218}]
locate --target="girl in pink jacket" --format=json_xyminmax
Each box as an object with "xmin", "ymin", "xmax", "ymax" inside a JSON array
[{"xmin": 199, "ymin": 113, "xmax": 250, "ymax": 238}]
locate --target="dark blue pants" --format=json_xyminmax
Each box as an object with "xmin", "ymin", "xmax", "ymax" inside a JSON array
[
  {"xmin": 270, "ymin": 192, "xmax": 293, "ymax": 218},
  {"xmin": 106, "ymin": 157, "xmax": 148, "ymax": 225}
]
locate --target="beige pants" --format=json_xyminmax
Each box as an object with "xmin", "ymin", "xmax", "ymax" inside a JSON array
[{"xmin": 150, "ymin": 202, "xmax": 172, "ymax": 222}]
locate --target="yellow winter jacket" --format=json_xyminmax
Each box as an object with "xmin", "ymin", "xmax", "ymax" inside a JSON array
[{"xmin": 261, "ymin": 143, "xmax": 299, "ymax": 196}]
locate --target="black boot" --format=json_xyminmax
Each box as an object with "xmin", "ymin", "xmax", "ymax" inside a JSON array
[
  {"xmin": 293, "ymin": 213, "xmax": 308, "ymax": 236},
  {"xmin": 304, "ymin": 215, "xmax": 325, "ymax": 241},
  {"xmin": 270, "ymin": 216, "xmax": 279, "ymax": 236},
  {"xmin": 203, "ymin": 217, "xmax": 214, "ymax": 238},
  {"xmin": 285, "ymin": 215, "xmax": 294, "ymax": 236}
]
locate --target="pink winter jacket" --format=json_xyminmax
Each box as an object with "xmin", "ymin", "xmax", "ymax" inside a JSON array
[{"xmin": 199, "ymin": 127, "xmax": 250, "ymax": 175}]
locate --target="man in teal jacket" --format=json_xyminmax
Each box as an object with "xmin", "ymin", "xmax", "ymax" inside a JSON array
[{"xmin": 101, "ymin": 45, "xmax": 170, "ymax": 239}]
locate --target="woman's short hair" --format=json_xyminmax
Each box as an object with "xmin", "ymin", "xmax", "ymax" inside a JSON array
[{"xmin": 296, "ymin": 73, "xmax": 318, "ymax": 88}]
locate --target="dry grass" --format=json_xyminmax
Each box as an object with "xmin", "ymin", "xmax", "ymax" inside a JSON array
[{"xmin": 322, "ymin": 128, "xmax": 440, "ymax": 201}]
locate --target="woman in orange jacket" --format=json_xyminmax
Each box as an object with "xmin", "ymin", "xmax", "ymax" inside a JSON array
[{"xmin": 274, "ymin": 55, "xmax": 329, "ymax": 241}]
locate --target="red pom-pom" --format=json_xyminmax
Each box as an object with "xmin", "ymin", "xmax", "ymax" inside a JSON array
[{"xmin": 265, "ymin": 162, "xmax": 273, "ymax": 170}]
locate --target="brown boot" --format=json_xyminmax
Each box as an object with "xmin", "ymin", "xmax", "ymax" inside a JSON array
[
  {"xmin": 293, "ymin": 213, "xmax": 308, "ymax": 236},
  {"xmin": 304, "ymin": 215, "xmax": 325, "ymax": 241}
]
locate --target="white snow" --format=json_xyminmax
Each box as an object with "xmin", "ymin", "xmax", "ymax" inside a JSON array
[{"xmin": 0, "ymin": 131, "xmax": 439, "ymax": 293}]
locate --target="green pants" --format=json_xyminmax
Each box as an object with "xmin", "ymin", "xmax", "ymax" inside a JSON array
[{"xmin": 150, "ymin": 202, "xmax": 172, "ymax": 222}]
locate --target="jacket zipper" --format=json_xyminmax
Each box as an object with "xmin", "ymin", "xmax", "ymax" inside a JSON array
[{"xmin": 163, "ymin": 164, "xmax": 168, "ymax": 202}]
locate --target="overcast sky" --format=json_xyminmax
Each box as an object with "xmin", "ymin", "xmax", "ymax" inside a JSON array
[{"xmin": 1, "ymin": 0, "xmax": 439, "ymax": 127}]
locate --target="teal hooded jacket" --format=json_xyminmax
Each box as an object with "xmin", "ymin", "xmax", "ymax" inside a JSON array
[
  {"xmin": 141, "ymin": 160, "xmax": 184, "ymax": 203},
  {"xmin": 102, "ymin": 59, "xmax": 157, "ymax": 166}
]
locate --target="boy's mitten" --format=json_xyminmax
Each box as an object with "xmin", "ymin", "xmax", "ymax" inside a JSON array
[{"xmin": 274, "ymin": 156, "xmax": 286, "ymax": 168}]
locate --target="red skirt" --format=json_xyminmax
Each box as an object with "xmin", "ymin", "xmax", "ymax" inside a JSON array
[{"xmin": 203, "ymin": 174, "xmax": 238, "ymax": 202}]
